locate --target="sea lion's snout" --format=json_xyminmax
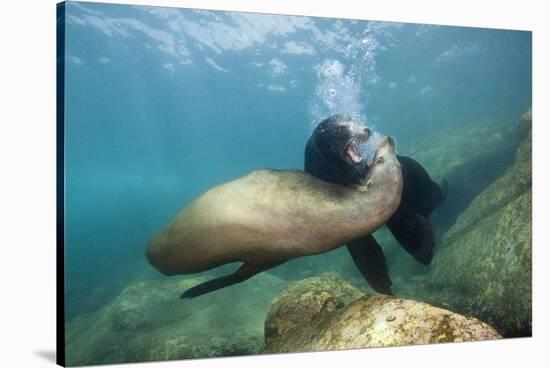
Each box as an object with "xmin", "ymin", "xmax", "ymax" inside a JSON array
[
  {"xmin": 372, "ymin": 137, "xmax": 396, "ymax": 165},
  {"xmin": 364, "ymin": 136, "xmax": 400, "ymax": 178},
  {"xmin": 358, "ymin": 134, "xmax": 402, "ymax": 213},
  {"xmin": 377, "ymin": 136, "xmax": 395, "ymax": 152},
  {"xmin": 348, "ymin": 123, "xmax": 370, "ymax": 141},
  {"xmin": 386, "ymin": 136, "xmax": 395, "ymax": 150}
]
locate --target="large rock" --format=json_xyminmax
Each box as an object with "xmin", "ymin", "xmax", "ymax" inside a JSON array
[
  {"xmin": 264, "ymin": 273, "xmax": 500, "ymax": 353},
  {"xmin": 426, "ymin": 108, "xmax": 532, "ymax": 337},
  {"xmin": 264, "ymin": 272, "xmax": 364, "ymax": 342},
  {"xmin": 66, "ymin": 272, "xmax": 288, "ymax": 366}
]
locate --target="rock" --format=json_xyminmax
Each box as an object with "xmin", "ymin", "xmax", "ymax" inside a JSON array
[
  {"xmin": 426, "ymin": 108, "xmax": 532, "ymax": 337},
  {"xmin": 264, "ymin": 272, "xmax": 364, "ymax": 344},
  {"xmin": 65, "ymin": 272, "xmax": 288, "ymax": 366},
  {"xmin": 264, "ymin": 273, "xmax": 501, "ymax": 353},
  {"xmin": 518, "ymin": 107, "xmax": 532, "ymax": 141}
]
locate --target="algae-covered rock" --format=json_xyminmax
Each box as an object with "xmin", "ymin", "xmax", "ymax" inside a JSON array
[
  {"xmin": 264, "ymin": 273, "xmax": 364, "ymax": 344},
  {"xmin": 518, "ymin": 107, "xmax": 532, "ymax": 141},
  {"xmin": 66, "ymin": 272, "xmax": 288, "ymax": 366},
  {"xmin": 426, "ymin": 109, "xmax": 532, "ymax": 337},
  {"xmin": 264, "ymin": 274, "xmax": 501, "ymax": 353}
]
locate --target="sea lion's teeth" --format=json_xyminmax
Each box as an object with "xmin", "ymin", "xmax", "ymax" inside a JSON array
[{"xmin": 346, "ymin": 144, "xmax": 362, "ymax": 163}]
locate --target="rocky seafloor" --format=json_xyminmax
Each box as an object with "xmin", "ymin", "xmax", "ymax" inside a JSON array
[
  {"xmin": 263, "ymin": 273, "xmax": 501, "ymax": 353},
  {"xmin": 65, "ymin": 109, "xmax": 532, "ymax": 365},
  {"xmin": 65, "ymin": 273, "xmax": 288, "ymax": 365}
]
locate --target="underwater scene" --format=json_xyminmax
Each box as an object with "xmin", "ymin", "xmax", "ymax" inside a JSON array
[{"xmin": 60, "ymin": 1, "xmax": 532, "ymax": 366}]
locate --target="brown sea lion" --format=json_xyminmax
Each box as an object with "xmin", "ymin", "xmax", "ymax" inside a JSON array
[{"xmin": 146, "ymin": 137, "xmax": 403, "ymax": 298}]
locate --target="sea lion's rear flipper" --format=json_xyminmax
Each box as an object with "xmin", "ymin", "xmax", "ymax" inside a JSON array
[
  {"xmin": 386, "ymin": 208, "xmax": 435, "ymax": 265},
  {"xmin": 346, "ymin": 236, "xmax": 393, "ymax": 295},
  {"xmin": 180, "ymin": 263, "xmax": 277, "ymax": 299}
]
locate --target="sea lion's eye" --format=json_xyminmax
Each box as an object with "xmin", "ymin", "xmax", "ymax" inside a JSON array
[{"xmin": 376, "ymin": 156, "xmax": 385, "ymax": 165}]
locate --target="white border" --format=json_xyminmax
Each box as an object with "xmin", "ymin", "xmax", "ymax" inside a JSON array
[{"xmin": 1, "ymin": 0, "xmax": 548, "ymax": 367}]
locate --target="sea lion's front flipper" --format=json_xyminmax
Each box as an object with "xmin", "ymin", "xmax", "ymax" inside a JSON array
[
  {"xmin": 386, "ymin": 207, "xmax": 435, "ymax": 265},
  {"xmin": 346, "ymin": 236, "xmax": 393, "ymax": 295},
  {"xmin": 180, "ymin": 263, "xmax": 278, "ymax": 299}
]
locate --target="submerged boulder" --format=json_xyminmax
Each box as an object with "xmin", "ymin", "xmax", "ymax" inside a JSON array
[
  {"xmin": 65, "ymin": 271, "xmax": 288, "ymax": 366},
  {"xmin": 426, "ymin": 108, "xmax": 532, "ymax": 337},
  {"xmin": 264, "ymin": 272, "xmax": 364, "ymax": 343},
  {"xmin": 264, "ymin": 273, "xmax": 500, "ymax": 353}
]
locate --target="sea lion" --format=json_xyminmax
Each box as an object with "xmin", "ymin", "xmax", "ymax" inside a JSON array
[
  {"xmin": 146, "ymin": 137, "xmax": 403, "ymax": 298},
  {"xmin": 305, "ymin": 114, "xmax": 447, "ymax": 294}
]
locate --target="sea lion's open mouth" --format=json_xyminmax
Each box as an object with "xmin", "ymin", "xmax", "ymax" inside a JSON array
[
  {"xmin": 343, "ymin": 138, "xmax": 364, "ymax": 165},
  {"xmin": 355, "ymin": 131, "xmax": 387, "ymax": 168}
]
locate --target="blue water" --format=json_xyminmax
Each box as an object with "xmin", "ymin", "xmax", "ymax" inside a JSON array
[{"xmin": 63, "ymin": 1, "xmax": 531, "ymax": 322}]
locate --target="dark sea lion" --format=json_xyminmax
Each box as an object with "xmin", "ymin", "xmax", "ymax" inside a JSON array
[
  {"xmin": 146, "ymin": 137, "xmax": 403, "ymax": 298},
  {"xmin": 305, "ymin": 114, "xmax": 447, "ymax": 294}
]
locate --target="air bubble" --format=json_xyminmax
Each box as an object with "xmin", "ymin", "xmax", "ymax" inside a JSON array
[{"xmin": 308, "ymin": 32, "xmax": 380, "ymax": 130}]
